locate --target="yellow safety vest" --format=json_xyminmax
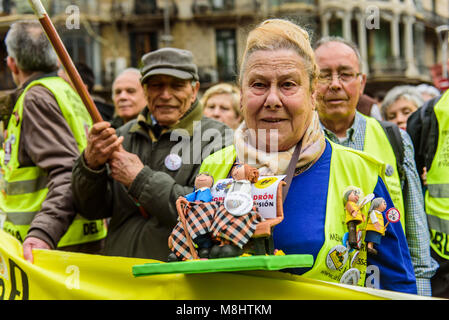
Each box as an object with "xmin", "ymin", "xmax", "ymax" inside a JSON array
[
  {"xmin": 0, "ymin": 77, "xmax": 107, "ymax": 247},
  {"xmin": 199, "ymin": 141, "xmax": 387, "ymax": 287},
  {"xmin": 425, "ymin": 89, "xmax": 449, "ymax": 259},
  {"xmin": 363, "ymin": 115, "xmax": 406, "ymax": 231}
]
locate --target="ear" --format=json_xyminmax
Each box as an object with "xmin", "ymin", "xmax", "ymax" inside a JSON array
[
  {"xmin": 6, "ymin": 56, "xmax": 19, "ymax": 75},
  {"xmin": 191, "ymin": 81, "xmax": 200, "ymax": 103},
  {"xmin": 359, "ymin": 73, "xmax": 367, "ymax": 96}
]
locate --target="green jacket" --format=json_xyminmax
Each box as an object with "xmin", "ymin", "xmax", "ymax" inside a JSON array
[{"xmin": 72, "ymin": 101, "xmax": 233, "ymax": 260}]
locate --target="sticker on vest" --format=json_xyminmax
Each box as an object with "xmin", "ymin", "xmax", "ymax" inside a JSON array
[
  {"xmin": 326, "ymin": 245, "xmax": 348, "ymax": 270},
  {"xmin": 386, "ymin": 207, "xmax": 401, "ymax": 223},
  {"xmin": 385, "ymin": 164, "xmax": 394, "ymax": 177},
  {"xmin": 164, "ymin": 153, "xmax": 182, "ymax": 171},
  {"xmin": 340, "ymin": 268, "xmax": 360, "ymax": 285}
]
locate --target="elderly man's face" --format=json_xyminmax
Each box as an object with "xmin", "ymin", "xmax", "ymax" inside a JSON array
[
  {"xmin": 145, "ymin": 75, "xmax": 199, "ymax": 126},
  {"xmin": 314, "ymin": 42, "xmax": 366, "ymax": 123},
  {"xmin": 112, "ymin": 72, "xmax": 147, "ymax": 123}
]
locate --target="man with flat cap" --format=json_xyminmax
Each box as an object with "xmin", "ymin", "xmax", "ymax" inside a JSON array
[{"xmin": 71, "ymin": 48, "xmax": 232, "ymax": 260}]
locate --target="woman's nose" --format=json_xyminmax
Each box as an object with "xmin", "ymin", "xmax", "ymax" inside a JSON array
[{"xmin": 264, "ymin": 86, "xmax": 282, "ymax": 109}]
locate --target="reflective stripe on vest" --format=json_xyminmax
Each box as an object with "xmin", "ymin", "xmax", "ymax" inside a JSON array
[
  {"xmin": 363, "ymin": 115, "xmax": 406, "ymax": 233},
  {"xmin": 425, "ymin": 89, "xmax": 449, "ymax": 259},
  {"xmin": 428, "ymin": 184, "xmax": 449, "ymax": 198},
  {"xmin": 0, "ymin": 77, "xmax": 107, "ymax": 247},
  {"xmin": 200, "ymin": 141, "xmax": 387, "ymax": 287}
]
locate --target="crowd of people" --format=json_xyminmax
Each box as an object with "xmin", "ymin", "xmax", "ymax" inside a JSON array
[{"xmin": 1, "ymin": 18, "xmax": 448, "ymax": 298}]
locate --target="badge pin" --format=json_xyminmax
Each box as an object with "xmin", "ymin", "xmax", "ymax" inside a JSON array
[
  {"xmin": 340, "ymin": 268, "xmax": 360, "ymax": 285},
  {"xmin": 164, "ymin": 153, "xmax": 182, "ymax": 171},
  {"xmin": 326, "ymin": 244, "xmax": 349, "ymax": 270},
  {"xmin": 385, "ymin": 164, "xmax": 394, "ymax": 177}
]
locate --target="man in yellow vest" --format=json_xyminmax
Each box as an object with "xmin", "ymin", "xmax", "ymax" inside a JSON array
[
  {"xmin": 407, "ymin": 85, "xmax": 449, "ymax": 298},
  {"xmin": 313, "ymin": 36, "xmax": 438, "ymax": 296},
  {"xmin": 1, "ymin": 21, "xmax": 106, "ymax": 263}
]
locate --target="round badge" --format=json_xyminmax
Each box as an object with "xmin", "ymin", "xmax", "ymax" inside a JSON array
[
  {"xmin": 164, "ymin": 153, "xmax": 182, "ymax": 171},
  {"xmin": 350, "ymin": 250, "xmax": 360, "ymax": 267},
  {"xmin": 326, "ymin": 245, "xmax": 348, "ymax": 270},
  {"xmin": 340, "ymin": 268, "xmax": 360, "ymax": 285},
  {"xmin": 385, "ymin": 164, "xmax": 394, "ymax": 177},
  {"xmin": 386, "ymin": 207, "xmax": 401, "ymax": 223}
]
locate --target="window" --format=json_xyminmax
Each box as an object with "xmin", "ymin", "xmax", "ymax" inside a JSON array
[
  {"xmin": 216, "ymin": 29, "xmax": 237, "ymax": 82},
  {"xmin": 129, "ymin": 32, "xmax": 158, "ymax": 68},
  {"xmin": 134, "ymin": 0, "xmax": 157, "ymax": 14}
]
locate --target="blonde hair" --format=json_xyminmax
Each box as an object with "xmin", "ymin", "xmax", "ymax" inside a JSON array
[
  {"xmin": 239, "ymin": 19, "xmax": 319, "ymax": 90},
  {"xmin": 200, "ymin": 83, "xmax": 241, "ymax": 117}
]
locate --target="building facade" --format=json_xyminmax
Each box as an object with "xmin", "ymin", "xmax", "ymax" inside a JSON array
[{"xmin": 0, "ymin": 0, "xmax": 448, "ymax": 98}]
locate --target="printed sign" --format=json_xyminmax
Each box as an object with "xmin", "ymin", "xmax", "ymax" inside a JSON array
[{"xmin": 211, "ymin": 175, "xmax": 286, "ymax": 219}]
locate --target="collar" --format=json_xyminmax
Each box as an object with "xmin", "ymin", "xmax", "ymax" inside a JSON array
[
  {"xmin": 320, "ymin": 111, "xmax": 365, "ymax": 144},
  {"xmin": 131, "ymin": 99, "xmax": 203, "ymax": 141},
  {"xmin": 19, "ymin": 71, "xmax": 58, "ymax": 90}
]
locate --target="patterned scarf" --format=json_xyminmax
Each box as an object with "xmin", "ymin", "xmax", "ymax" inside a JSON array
[{"xmin": 234, "ymin": 111, "xmax": 326, "ymax": 176}]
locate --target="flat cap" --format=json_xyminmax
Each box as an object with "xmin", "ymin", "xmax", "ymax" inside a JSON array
[{"xmin": 140, "ymin": 47, "xmax": 199, "ymax": 83}]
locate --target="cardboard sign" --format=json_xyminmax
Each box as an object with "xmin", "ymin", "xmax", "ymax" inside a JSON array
[{"xmin": 211, "ymin": 175, "xmax": 286, "ymax": 219}]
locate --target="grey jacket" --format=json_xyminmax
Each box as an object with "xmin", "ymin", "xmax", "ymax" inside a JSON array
[{"xmin": 72, "ymin": 101, "xmax": 233, "ymax": 260}]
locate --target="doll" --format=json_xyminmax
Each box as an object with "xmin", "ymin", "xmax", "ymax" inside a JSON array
[
  {"xmin": 168, "ymin": 172, "xmax": 218, "ymax": 261},
  {"xmin": 365, "ymin": 197, "xmax": 387, "ymax": 256},
  {"xmin": 184, "ymin": 173, "xmax": 214, "ymax": 203},
  {"xmin": 343, "ymin": 186, "xmax": 366, "ymax": 249}
]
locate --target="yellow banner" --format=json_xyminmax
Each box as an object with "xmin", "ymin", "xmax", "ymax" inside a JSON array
[{"xmin": 0, "ymin": 229, "xmax": 428, "ymax": 300}]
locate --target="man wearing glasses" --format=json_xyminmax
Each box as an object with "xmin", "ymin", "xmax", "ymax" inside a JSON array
[{"xmin": 313, "ymin": 37, "xmax": 437, "ymax": 297}]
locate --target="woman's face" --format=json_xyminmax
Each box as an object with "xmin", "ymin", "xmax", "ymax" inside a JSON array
[
  {"xmin": 384, "ymin": 97, "xmax": 418, "ymax": 130},
  {"xmin": 203, "ymin": 93, "xmax": 242, "ymax": 129},
  {"xmin": 240, "ymin": 49, "xmax": 315, "ymax": 152}
]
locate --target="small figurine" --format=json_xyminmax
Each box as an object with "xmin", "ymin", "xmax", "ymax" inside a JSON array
[
  {"xmin": 343, "ymin": 187, "xmax": 366, "ymax": 249},
  {"xmin": 209, "ymin": 163, "xmax": 263, "ymax": 258},
  {"xmin": 168, "ymin": 172, "xmax": 217, "ymax": 261},
  {"xmin": 184, "ymin": 173, "xmax": 214, "ymax": 203},
  {"xmin": 365, "ymin": 197, "xmax": 387, "ymax": 256}
]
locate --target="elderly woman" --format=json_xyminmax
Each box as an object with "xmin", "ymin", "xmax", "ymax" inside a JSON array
[
  {"xmin": 201, "ymin": 83, "xmax": 242, "ymax": 129},
  {"xmin": 381, "ymin": 85, "xmax": 423, "ymax": 131},
  {"xmin": 199, "ymin": 19, "xmax": 416, "ymax": 294}
]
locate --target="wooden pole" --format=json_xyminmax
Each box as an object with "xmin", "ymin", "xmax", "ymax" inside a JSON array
[{"xmin": 28, "ymin": 0, "xmax": 103, "ymax": 123}]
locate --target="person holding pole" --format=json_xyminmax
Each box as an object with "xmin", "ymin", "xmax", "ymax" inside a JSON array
[
  {"xmin": 71, "ymin": 48, "xmax": 232, "ymax": 260},
  {"xmin": 0, "ymin": 21, "xmax": 107, "ymax": 263}
]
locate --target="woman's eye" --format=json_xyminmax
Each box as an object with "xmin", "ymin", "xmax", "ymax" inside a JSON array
[{"xmin": 282, "ymin": 81, "xmax": 296, "ymax": 89}]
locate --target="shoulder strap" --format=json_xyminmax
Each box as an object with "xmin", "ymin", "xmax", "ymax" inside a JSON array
[
  {"xmin": 282, "ymin": 140, "xmax": 302, "ymax": 203},
  {"xmin": 378, "ymin": 121, "xmax": 404, "ymax": 172},
  {"xmin": 420, "ymin": 96, "xmax": 440, "ymax": 171}
]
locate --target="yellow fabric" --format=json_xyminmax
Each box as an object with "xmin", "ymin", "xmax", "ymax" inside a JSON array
[
  {"xmin": 0, "ymin": 229, "xmax": 426, "ymax": 300},
  {"xmin": 0, "ymin": 77, "xmax": 106, "ymax": 247},
  {"xmin": 366, "ymin": 210, "xmax": 385, "ymax": 235},
  {"xmin": 362, "ymin": 115, "xmax": 405, "ymax": 232},
  {"xmin": 425, "ymin": 89, "xmax": 449, "ymax": 259}
]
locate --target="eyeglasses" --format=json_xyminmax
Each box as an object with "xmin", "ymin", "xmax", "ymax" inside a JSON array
[{"xmin": 318, "ymin": 71, "xmax": 361, "ymax": 84}]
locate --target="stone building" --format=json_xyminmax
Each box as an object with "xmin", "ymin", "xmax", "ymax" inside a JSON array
[{"xmin": 0, "ymin": 0, "xmax": 447, "ymax": 98}]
